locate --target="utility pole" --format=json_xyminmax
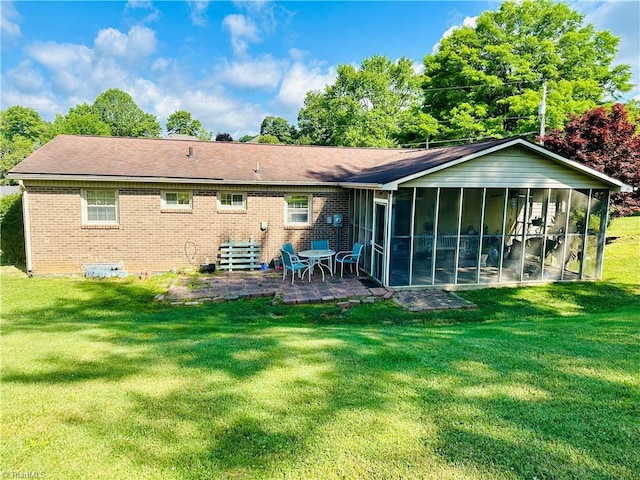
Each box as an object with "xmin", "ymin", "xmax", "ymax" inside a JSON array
[{"xmin": 539, "ymin": 79, "xmax": 547, "ymax": 144}]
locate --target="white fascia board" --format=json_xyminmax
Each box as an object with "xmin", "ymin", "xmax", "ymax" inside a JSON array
[{"xmin": 382, "ymin": 138, "xmax": 633, "ymax": 192}]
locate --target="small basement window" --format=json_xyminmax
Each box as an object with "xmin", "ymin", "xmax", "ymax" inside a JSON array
[{"xmin": 161, "ymin": 191, "xmax": 192, "ymax": 210}]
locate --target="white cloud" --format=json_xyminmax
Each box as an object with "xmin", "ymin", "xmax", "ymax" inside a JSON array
[
  {"xmin": 187, "ymin": 0, "xmax": 211, "ymax": 27},
  {"xmin": 94, "ymin": 25, "xmax": 156, "ymax": 63},
  {"xmin": 277, "ymin": 62, "xmax": 336, "ymax": 108},
  {"xmin": 1, "ymin": 1, "xmax": 21, "ymax": 38},
  {"xmin": 124, "ymin": 1, "xmax": 160, "ymax": 23},
  {"xmin": 17, "ymin": 25, "xmax": 157, "ymax": 105},
  {"xmin": 0, "ymin": 90, "xmax": 61, "ymax": 118},
  {"xmin": 137, "ymin": 86, "xmax": 265, "ymax": 138},
  {"xmin": 579, "ymin": 0, "xmax": 640, "ymax": 99},
  {"xmin": 432, "ymin": 16, "xmax": 478, "ymax": 54},
  {"xmin": 151, "ymin": 57, "xmax": 170, "ymax": 72},
  {"xmin": 412, "ymin": 61, "xmax": 425, "ymax": 75},
  {"xmin": 5, "ymin": 60, "xmax": 45, "ymax": 92},
  {"xmin": 240, "ymin": 0, "xmax": 279, "ymax": 36},
  {"xmin": 25, "ymin": 41, "xmax": 91, "ymax": 71},
  {"xmin": 218, "ymin": 55, "xmax": 283, "ymax": 90},
  {"xmin": 222, "ymin": 13, "xmax": 260, "ymax": 56}
]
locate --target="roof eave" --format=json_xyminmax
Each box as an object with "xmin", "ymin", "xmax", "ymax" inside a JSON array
[
  {"xmin": 339, "ymin": 182, "xmax": 385, "ymax": 190},
  {"xmin": 383, "ymin": 138, "xmax": 634, "ymax": 191},
  {"xmin": 381, "ymin": 139, "xmax": 524, "ymax": 189},
  {"xmin": 6, "ymin": 172, "xmax": 345, "ymax": 187}
]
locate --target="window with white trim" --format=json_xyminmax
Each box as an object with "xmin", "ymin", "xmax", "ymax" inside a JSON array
[
  {"xmin": 161, "ymin": 191, "xmax": 192, "ymax": 210},
  {"xmin": 82, "ymin": 189, "xmax": 118, "ymax": 224},
  {"xmin": 218, "ymin": 192, "xmax": 246, "ymax": 210},
  {"xmin": 285, "ymin": 194, "xmax": 312, "ymax": 225}
]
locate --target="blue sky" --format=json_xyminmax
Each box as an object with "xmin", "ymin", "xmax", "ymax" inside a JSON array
[{"xmin": 1, "ymin": 1, "xmax": 638, "ymax": 139}]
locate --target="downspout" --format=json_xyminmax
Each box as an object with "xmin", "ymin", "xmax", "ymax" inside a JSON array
[{"xmin": 20, "ymin": 181, "xmax": 33, "ymax": 273}]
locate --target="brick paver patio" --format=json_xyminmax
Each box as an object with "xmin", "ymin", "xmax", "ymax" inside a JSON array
[{"xmin": 162, "ymin": 269, "xmax": 476, "ymax": 311}]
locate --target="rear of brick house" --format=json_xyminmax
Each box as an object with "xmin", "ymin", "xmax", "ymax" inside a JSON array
[{"xmin": 8, "ymin": 134, "xmax": 632, "ymax": 288}]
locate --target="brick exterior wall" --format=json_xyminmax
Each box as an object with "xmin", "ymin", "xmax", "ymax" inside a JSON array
[{"xmin": 23, "ymin": 182, "xmax": 352, "ymax": 274}]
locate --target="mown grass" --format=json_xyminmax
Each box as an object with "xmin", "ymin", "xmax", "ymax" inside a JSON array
[{"xmin": 1, "ymin": 218, "xmax": 638, "ymax": 479}]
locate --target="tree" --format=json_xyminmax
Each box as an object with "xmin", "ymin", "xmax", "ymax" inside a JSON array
[
  {"xmin": 238, "ymin": 134, "xmax": 255, "ymax": 142},
  {"xmin": 0, "ymin": 106, "xmax": 49, "ymax": 143},
  {"xmin": 215, "ymin": 132, "xmax": 233, "ymax": 142},
  {"xmin": 91, "ymin": 88, "xmax": 161, "ymax": 138},
  {"xmin": 624, "ymin": 100, "xmax": 640, "ymax": 126},
  {"xmin": 259, "ymin": 116, "xmax": 297, "ymax": 144},
  {"xmin": 166, "ymin": 110, "xmax": 212, "ymax": 140},
  {"xmin": 422, "ymin": 0, "xmax": 632, "ymax": 142},
  {"xmin": 541, "ymin": 103, "xmax": 640, "ymax": 216},
  {"xmin": 50, "ymin": 103, "xmax": 111, "ymax": 137},
  {"xmin": 0, "ymin": 106, "xmax": 51, "ymax": 184},
  {"xmin": 298, "ymin": 55, "xmax": 435, "ymax": 147},
  {"xmin": 257, "ymin": 134, "xmax": 279, "ymax": 144}
]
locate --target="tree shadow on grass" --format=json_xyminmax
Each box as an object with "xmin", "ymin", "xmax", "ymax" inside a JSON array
[
  {"xmin": 431, "ymin": 281, "xmax": 640, "ymax": 325},
  {"xmin": 3, "ymin": 274, "xmax": 640, "ymax": 478}
]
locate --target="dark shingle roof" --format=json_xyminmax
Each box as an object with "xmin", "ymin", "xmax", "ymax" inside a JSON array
[
  {"xmin": 345, "ymin": 138, "xmax": 515, "ymax": 184},
  {"xmin": 9, "ymin": 135, "xmax": 520, "ymax": 186}
]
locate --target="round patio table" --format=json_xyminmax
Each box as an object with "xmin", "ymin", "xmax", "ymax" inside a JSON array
[{"xmin": 298, "ymin": 249, "xmax": 335, "ymax": 281}]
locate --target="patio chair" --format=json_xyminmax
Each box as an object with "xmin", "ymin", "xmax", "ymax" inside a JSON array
[
  {"xmin": 282, "ymin": 242, "xmax": 296, "ymax": 256},
  {"xmin": 311, "ymin": 239, "xmax": 332, "ymax": 274},
  {"xmin": 335, "ymin": 242, "xmax": 364, "ymax": 278},
  {"xmin": 311, "ymin": 239, "xmax": 329, "ymax": 250},
  {"xmin": 280, "ymin": 249, "xmax": 310, "ymax": 284}
]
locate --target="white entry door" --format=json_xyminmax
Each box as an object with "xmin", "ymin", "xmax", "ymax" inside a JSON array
[{"xmin": 371, "ymin": 200, "xmax": 388, "ymax": 285}]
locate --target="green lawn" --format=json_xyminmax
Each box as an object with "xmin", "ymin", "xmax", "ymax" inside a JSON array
[{"xmin": 1, "ymin": 218, "xmax": 639, "ymax": 479}]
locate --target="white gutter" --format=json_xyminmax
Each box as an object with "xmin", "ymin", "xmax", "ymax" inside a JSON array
[
  {"xmin": 6, "ymin": 173, "xmax": 345, "ymax": 187},
  {"xmin": 7, "ymin": 173, "xmax": 392, "ymax": 191}
]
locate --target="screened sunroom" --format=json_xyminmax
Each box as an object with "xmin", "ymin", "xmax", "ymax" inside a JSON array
[{"xmin": 346, "ymin": 140, "xmax": 632, "ymax": 288}]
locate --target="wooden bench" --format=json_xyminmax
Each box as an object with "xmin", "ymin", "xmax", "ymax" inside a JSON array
[{"xmin": 218, "ymin": 237, "xmax": 262, "ymax": 271}]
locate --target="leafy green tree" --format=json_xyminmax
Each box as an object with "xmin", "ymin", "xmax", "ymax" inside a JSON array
[
  {"xmin": 91, "ymin": 88, "xmax": 161, "ymax": 138},
  {"xmin": 50, "ymin": 103, "xmax": 111, "ymax": 137},
  {"xmin": 624, "ymin": 100, "xmax": 640, "ymax": 127},
  {"xmin": 259, "ymin": 116, "xmax": 297, "ymax": 144},
  {"xmin": 0, "ymin": 106, "xmax": 49, "ymax": 143},
  {"xmin": 257, "ymin": 134, "xmax": 279, "ymax": 144},
  {"xmin": 238, "ymin": 134, "xmax": 255, "ymax": 142},
  {"xmin": 542, "ymin": 103, "xmax": 640, "ymax": 216},
  {"xmin": 0, "ymin": 136, "xmax": 34, "ymax": 184},
  {"xmin": 422, "ymin": 0, "xmax": 632, "ymax": 142},
  {"xmin": 166, "ymin": 110, "xmax": 212, "ymax": 140},
  {"xmin": 298, "ymin": 55, "xmax": 435, "ymax": 147},
  {"xmin": 0, "ymin": 106, "xmax": 51, "ymax": 184},
  {"xmin": 215, "ymin": 132, "xmax": 233, "ymax": 142}
]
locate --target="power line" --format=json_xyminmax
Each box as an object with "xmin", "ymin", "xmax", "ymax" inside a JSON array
[
  {"xmin": 397, "ymin": 131, "xmax": 539, "ymax": 149},
  {"xmin": 423, "ymin": 79, "xmax": 543, "ymax": 93}
]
